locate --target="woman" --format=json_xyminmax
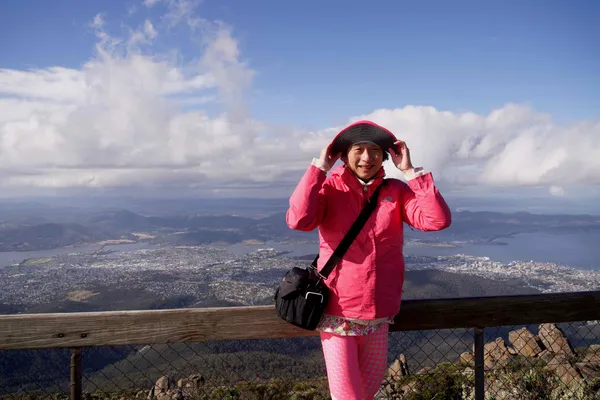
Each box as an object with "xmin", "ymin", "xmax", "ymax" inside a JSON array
[{"xmin": 286, "ymin": 120, "xmax": 452, "ymax": 400}]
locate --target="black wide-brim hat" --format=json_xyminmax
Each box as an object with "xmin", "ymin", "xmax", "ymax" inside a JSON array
[{"xmin": 329, "ymin": 120, "xmax": 399, "ymax": 155}]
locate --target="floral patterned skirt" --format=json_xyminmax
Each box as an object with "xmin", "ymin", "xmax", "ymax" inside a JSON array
[{"xmin": 316, "ymin": 313, "xmax": 395, "ymax": 336}]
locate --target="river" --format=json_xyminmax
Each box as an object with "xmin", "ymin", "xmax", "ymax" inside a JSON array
[
  {"xmin": 406, "ymin": 231, "xmax": 600, "ymax": 271},
  {"xmin": 227, "ymin": 232, "xmax": 600, "ymax": 271},
  {"xmin": 199, "ymin": 232, "xmax": 600, "ymax": 271},
  {"xmin": 1, "ymin": 231, "xmax": 599, "ymax": 271},
  {"xmin": 0, "ymin": 242, "xmax": 155, "ymax": 267}
]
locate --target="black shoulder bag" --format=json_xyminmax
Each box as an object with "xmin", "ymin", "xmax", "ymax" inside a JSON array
[{"xmin": 274, "ymin": 181, "xmax": 386, "ymax": 330}]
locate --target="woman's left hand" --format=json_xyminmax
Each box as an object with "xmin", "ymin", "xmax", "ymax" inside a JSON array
[{"xmin": 389, "ymin": 140, "xmax": 414, "ymax": 173}]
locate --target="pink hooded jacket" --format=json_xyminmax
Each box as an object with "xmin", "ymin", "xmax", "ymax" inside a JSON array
[{"xmin": 286, "ymin": 161, "xmax": 452, "ymax": 320}]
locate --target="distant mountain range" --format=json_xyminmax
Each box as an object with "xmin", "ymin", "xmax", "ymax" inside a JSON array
[
  {"xmin": 1, "ymin": 201, "xmax": 600, "ymax": 251},
  {"xmin": 0, "ymin": 223, "xmax": 113, "ymax": 251}
]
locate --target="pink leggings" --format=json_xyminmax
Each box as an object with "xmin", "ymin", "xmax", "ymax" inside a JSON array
[{"xmin": 319, "ymin": 324, "xmax": 389, "ymax": 400}]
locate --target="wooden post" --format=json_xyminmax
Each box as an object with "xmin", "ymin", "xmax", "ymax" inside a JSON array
[
  {"xmin": 474, "ymin": 328, "xmax": 484, "ymax": 400},
  {"xmin": 70, "ymin": 348, "xmax": 82, "ymax": 400}
]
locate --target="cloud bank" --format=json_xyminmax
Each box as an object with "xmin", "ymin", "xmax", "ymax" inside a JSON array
[{"xmin": 0, "ymin": 0, "xmax": 598, "ymax": 198}]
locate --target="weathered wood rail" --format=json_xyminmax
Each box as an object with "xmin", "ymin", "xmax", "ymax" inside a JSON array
[
  {"xmin": 0, "ymin": 290, "xmax": 599, "ymax": 400},
  {"xmin": 1, "ymin": 290, "xmax": 598, "ymax": 350}
]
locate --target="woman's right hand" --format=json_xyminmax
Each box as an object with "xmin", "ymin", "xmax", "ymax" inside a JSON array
[{"xmin": 317, "ymin": 144, "xmax": 341, "ymax": 172}]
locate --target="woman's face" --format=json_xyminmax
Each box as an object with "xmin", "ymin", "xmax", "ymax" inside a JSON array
[{"xmin": 343, "ymin": 143, "xmax": 384, "ymax": 181}]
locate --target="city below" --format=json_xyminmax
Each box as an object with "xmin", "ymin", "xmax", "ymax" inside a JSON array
[{"xmin": 1, "ymin": 243, "xmax": 599, "ymax": 314}]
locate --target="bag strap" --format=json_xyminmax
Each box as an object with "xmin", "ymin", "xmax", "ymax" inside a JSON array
[{"xmin": 311, "ymin": 180, "xmax": 387, "ymax": 279}]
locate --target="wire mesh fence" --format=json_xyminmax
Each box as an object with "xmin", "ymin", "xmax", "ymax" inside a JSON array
[
  {"xmin": 81, "ymin": 338, "xmax": 329, "ymax": 399},
  {"xmin": 382, "ymin": 328, "xmax": 474, "ymax": 399},
  {"xmin": 1, "ymin": 321, "xmax": 599, "ymax": 399},
  {"xmin": 476, "ymin": 322, "xmax": 600, "ymax": 400},
  {"xmin": 0, "ymin": 347, "xmax": 71, "ymax": 398},
  {"xmin": 384, "ymin": 321, "xmax": 600, "ymax": 399}
]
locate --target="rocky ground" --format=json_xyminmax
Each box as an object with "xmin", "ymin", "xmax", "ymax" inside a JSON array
[{"xmin": 384, "ymin": 323, "xmax": 600, "ymax": 399}]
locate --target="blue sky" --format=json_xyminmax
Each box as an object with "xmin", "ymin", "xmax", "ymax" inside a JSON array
[
  {"xmin": 0, "ymin": 0, "xmax": 599, "ymax": 201},
  {"xmin": 2, "ymin": 0, "xmax": 598, "ymax": 128}
]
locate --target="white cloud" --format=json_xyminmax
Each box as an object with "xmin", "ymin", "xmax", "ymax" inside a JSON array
[
  {"xmin": 162, "ymin": 0, "xmax": 203, "ymax": 29},
  {"xmin": 0, "ymin": 67, "xmax": 86, "ymax": 102},
  {"xmin": 127, "ymin": 19, "xmax": 158, "ymax": 46},
  {"xmin": 550, "ymin": 186, "xmax": 566, "ymax": 197},
  {"xmin": 143, "ymin": 0, "xmax": 162, "ymax": 7},
  {"xmin": 144, "ymin": 20, "xmax": 157, "ymax": 40},
  {"xmin": 0, "ymin": 3, "xmax": 272, "ymax": 194},
  {"xmin": 92, "ymin": 13, "xmax": 104, "ymax": 29},
  {"xmin": 338, "ymin": 105, "xmax": 600, "ymax": 189},
  {"xmin": 0, "ymin": 2, "xmax": 599, "ymax": 198}
]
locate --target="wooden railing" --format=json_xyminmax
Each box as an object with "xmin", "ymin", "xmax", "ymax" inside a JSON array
[{"xmin": 1, "ymin": 290, "xmax": 599, "ymax": 399}]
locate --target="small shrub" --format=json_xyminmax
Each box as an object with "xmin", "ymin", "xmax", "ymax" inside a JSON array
[
  {"xmin": 387, "ymin": 362, "xmax": 473, "ymax": 400},
  {"xmin": 206, "ymin": 386, "xmax": 241, "ymax": 400}
]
